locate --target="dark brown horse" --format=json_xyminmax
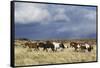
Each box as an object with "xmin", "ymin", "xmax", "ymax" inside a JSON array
[{"xmin": 38, "ymin": 41, "xmax": 55, "ymax": 52}]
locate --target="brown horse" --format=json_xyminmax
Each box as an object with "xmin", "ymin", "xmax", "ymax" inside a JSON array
[
  {"xmin": 70, "ymin": 42, "xmax": 80, "ymax": 51},
  {"xmin": 25, "ymin": 41, "xmax": 39, "ymax": 51}
]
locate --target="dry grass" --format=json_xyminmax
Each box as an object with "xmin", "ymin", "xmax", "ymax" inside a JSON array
[{"xmin": 15, "ymin": 42, "xmax": 97, "ymax": 66}]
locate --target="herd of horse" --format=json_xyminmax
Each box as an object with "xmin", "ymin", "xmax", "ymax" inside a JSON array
[
  {"xmin": 21, "ymin": 40, "xmax": 94, "ymax": 52},
  {"xmin": 70, "ymin": 42, "xmax": 93, "ymax": 52},
  {"xmin": 24, "ymin": 41, "xmax": 65, "ymax": 52}
]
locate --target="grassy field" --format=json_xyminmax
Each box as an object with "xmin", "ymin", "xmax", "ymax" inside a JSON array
[{"xmin": 15, "ymin": 40, "xmax": 97, "ymax": 66}]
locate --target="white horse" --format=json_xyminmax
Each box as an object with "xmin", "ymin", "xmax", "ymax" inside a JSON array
[
  {"xmin": 85, "ymin": 43, "xmax": 90, "ymax": 49},
  {"xmin": 52, "ymin": 42, "xmax": 65, "ymax": 51}
]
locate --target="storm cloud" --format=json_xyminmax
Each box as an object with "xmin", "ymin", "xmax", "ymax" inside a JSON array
[{"xmin": 15, "ymin": 2, "xmax": 97, "ymax": 40}]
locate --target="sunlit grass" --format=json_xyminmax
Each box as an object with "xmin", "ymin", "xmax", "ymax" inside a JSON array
[{"xmin": 15, "ymin": 44, "xmax": 96, "ymax": 66}]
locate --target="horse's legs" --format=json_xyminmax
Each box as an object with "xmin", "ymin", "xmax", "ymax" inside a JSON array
[
  {"xmin": 61, "ymin": 48, "xmax": 64, "ymax": 51},
  {"xmin": 35, "ymin": 47, "xmax": 39, "ymax": 51},
  {"xmin": 34, "ymin": 48, "xmax": 38, "ymax": 51},
  {"xmin": 37, "ymin": 47, "xmax": 39, "ymax": 51},
  {"xmin": 28, "ymin": 48, "xmax": 32, "ymax": 52},
  {"xmin": 51, "ymin": 48, "xmax": 55, "ymax": 52},
  {"xmin": 43, "ymin": 48, "xmax": 48, "ymax": 52},
  {"xmin": 75, "ymin": 48, "xmax": 78, "ymax": 52},
  {"xmin": 55, "ymin": 48, "xmax": 57, "ymax": 52},
  {"xmin": 46, "ymin": 48, "xmax": 48, "ymax": 52},
  {"xmin": 88, "ymin": 48, "xmax": 92, "ymax": 52},
  {"xmin": 43, "ymin": 48, "xmax": 45, "ymax": 51}
]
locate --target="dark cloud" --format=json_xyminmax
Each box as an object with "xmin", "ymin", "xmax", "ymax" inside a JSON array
[{"xmin": 15, "ymin": 2, "xmax": 97, "ymax": 40}]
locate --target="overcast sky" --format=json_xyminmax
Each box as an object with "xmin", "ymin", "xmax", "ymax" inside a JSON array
[{"xmin": 14, "ymin": 2, "xmax": 97, "ymax": 40}]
